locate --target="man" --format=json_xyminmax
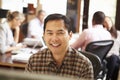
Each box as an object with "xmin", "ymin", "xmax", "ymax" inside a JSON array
[
  {"xmin": 27, "ymin": 10, "xmax": 46, "ymax": 39},
  {"xmin": 71, "ymin": 11, "xmax": 112, "ymax": 51},
  {"xmin": 26, "ymin": 13, "xmax": 94, "ymax": 79}
]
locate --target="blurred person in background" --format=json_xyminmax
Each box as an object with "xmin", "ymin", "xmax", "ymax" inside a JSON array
[
  {"xmin": 27, "ymin": 10, "xmax": 46, "ymax": 39},
  {"xmin": 71, "ymin": 11, "xmax": 111, "ymax": 51},
  {"xmin": 0, "ymin": 11, "xmax": 26, "ymax": 63},
  {"xmin": 103, "ymin": 16, "xmax": 120, "ymax": 80}
]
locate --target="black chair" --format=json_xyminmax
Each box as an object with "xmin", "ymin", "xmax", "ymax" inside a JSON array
[
  {"xmin": 20, "ymin": 22, "xmax": 28, "ymax": 38},
  {"xmin": 79, "ymin": 51, "xmax": 101, "ymax": 79},
  {"xmin": 85, "ymin": 40, "xmax": 114, "ymax": 79},
  {"xmin": 85, "ymin": 40, "xmax": 114, "ymax": 61}
]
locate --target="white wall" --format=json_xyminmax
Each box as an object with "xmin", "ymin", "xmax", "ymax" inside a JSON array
[
  {"xmin": 40, "ymin": 0, "xmax": 67, "ymax": 15},
  {"xmin": 1, "ymin": 0, "xmax": 37, "ymax": 13},
  {"xmin": 1, "ymin": 0, "xmax": 23, "ymax": 12},
  {"xmin": 88, "ymin": 0, "xmax": 117, "ymax": 27}
]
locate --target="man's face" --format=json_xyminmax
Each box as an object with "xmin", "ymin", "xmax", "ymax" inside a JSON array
[
  {"xmin": 43, "ymin": 19, "xmax": 72, "ymax": 54},
  {"xmin": 104, "ymin": 17, "xmax": 113, "ymax": 30},
  {"xmin": 11, "ymin": 17, "xmax": 23, "ymax": 29},
  {"xmin": 38, "ymin": 12, "xmax": 46, "ymax": 23}
]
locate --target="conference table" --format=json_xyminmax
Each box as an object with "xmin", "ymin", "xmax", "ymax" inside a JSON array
[
  {"xmin": 0, "ymin": 34, "xmax": 79, "ymax": 71},
  {"xmin": 0, "ymin": 62, "xmax": 26, "ymax": 71},
  {"xmin": 0, "ymin": 47, "xmax": 41, "ymax": 71}
]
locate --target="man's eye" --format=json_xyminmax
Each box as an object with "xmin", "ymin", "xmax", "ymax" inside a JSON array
[
  {"xmin": 57, "ymin": 32, "xmax": 65, "ymax": 35},
  {"xmin": 47, "ymin": 33, "xmax": 53, "ymax": 35}
]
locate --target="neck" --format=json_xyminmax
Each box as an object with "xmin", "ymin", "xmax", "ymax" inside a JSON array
[
  {"xmin": 53, "ymin": 52, "xmax": 66, "ymax": 66},
  {"xmin": 8, "ymin": 21, "xmax": 12, "ymax": 29}
]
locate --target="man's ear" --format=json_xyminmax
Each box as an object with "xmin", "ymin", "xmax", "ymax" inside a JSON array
[
  {"xmin": 69, "ymin": 31, "xmax": 73, "ymax": 39},
  {"xmin": 43, "ymin": 32, "xmax": 45, "ymax": 39}
]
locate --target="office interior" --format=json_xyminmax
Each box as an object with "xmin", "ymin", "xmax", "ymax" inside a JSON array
[{"xmin": 0, "ymin": 0, "xmax": 120, "ymax": 80}]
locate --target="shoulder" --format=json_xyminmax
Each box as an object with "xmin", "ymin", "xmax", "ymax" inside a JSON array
[
  {"xmin": 117, "ymin": 30, "xmax": 120, "ymax": 39},
  {"xmin": 82, "ymin": 28, "xmax": 94, "ymax": 34},
  {"xmin": 28, "ymin": 18, "xmax": 40, "ymax": 27},
  {"xmin": 70, "ymin": 48, "xmax": 91, "ymax": 64},
  {"xmin": 29, "ymin": 48, "xmax": 50, "ymax": 61},
  {"xmin": 78, "ymin": 51, "xmax": 92, "ymax": 65},
  {"xmin": 82, "ymin": 28, "xmax": 90, "ymax": 33},
  {"xmin": 29, "ymin": 18, "xmax": 39, "ymax": 23},
  {"xmin": 117, "ymin": 30, "xmax": 120, "ymax": 34},
  {"xmin": 80, "ymin": 28, "xmax": 92, "ymax": 37},
  {"xmin": 0, "ymin": 22, "xmax": 8, "ymax": 31},
  {"xmin": 69, "ymin": 48, "xmax": 93, "ymax": 74},
  {"xmin": 116, "ymin": 30, "xmax": 120, "ymax": 36}
]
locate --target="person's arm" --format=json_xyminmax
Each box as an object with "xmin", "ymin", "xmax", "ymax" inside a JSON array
[
  {"xmin": 0, "ymin": 26, "xmax": 10, "ymax": 54},
  {"xmin": 14, "ymin": 26, "xmax": 20, "ymax": 43},
  {"xmin": 0, "ymin": 26, "xmax": 25, "ymax": 54},
  {"xmin": 6, "ymin": 45, "xmax": 25, "ymax": 52},
  {"xmin": 70, "ymin": 31, "xmax": 87, "ymax": 50}
]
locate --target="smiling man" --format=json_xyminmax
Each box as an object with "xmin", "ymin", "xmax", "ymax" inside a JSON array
[{"xmin": 26, "ymin": 13, "xmax": 94, "ymax": 79}]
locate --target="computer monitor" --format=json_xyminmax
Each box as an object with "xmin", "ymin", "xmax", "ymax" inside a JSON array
[
  {"xmin": 0, "ymin": 9, "xmax": 9, "ymax": 18},
  {"xmin": 0, "ymin": 69, "xmax": 79, "ymax": 80}
]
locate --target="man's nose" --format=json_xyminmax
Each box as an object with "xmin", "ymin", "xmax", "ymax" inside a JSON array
[{"xmin": 51, "ymin": 34, "xmax": 59, "ymax": 40}]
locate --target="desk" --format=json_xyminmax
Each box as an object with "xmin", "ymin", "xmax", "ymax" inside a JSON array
[
  {"xmin": 0, "ymin": 47, "xmax": 41, "ymax": 71},
  {"xmin": 0, "ymin": 62, "xmax": 26, "ymax": 71},
  {"xmin": 11, "ymin": 47, "xmax": 42, "ymax": 64}
]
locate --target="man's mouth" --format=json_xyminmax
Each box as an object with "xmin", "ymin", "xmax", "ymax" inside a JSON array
[{"xmin": 50, "ymin": 43, "xmax": 61, "ymax": 47}]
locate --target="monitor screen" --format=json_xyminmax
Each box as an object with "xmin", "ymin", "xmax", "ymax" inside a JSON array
[
  {"xmin": 0, "ymin": 69, "xmax": 79, "ymax": 80},
  {"xmin": 0, "ymin": 9, "xmax": 9, "ymax": 18}
]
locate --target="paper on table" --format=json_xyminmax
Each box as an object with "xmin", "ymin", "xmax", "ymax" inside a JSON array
[
  {"xmin": 11, "ymin": 48, "xmax": 38, "ymax": 63},
  {"xmin": 12, "ymin": 53, "xmax": 32, "ymax": 63}
]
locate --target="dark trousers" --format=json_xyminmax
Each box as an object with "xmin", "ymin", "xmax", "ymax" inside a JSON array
[{"xmin": 106, "ymin": 54, "xmax": 120, "ymax": 80}]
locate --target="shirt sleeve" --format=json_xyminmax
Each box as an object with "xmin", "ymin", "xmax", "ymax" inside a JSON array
[
  {"xmin": 0, "ymin": 26, "xmax": 9, "ymax": 54},
  {"xmin": 71, "ymin": 30, "xmax": 88, "ymax": 50}
]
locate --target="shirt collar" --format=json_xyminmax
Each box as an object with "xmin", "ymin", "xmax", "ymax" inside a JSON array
[
  {"xmin": 46, "ymin": 47, "xmax": 76, "ymax": 66},
  {"xmin": 63, "ymin": 47, "xmax": 77, "ymax": 65},
  {"xmin": 45, "ymin": 49, "xmax": 54, "ymax": 65},
  {"xmin": 93, "ymin": 24, "xmax": 104, "ymax": 29}
]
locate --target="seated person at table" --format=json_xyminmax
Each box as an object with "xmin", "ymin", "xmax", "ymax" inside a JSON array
[
  {"xmin": 103, "ymin": 16, "xmax": 120, "ymax": 80},
  {"xmin": 0, "ymin": 11, "xmax": 26, "ymax": 63},
  {"xmin": 27, "ymin": 10, "xmax": 46, "ymax": 39},
  {"xmin": 25, "ymin": 13, "xmax": 94, "ymax": 79},
  {"xmin": 71, "ymin": 11, "xmax": 112, "ymax": 51}
]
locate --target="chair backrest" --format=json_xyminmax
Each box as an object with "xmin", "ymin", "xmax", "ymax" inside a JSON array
[
  {"xmin": 20, "ymin": 22, "xmax": 28, "ymax": 37},
  {"xmin": 85, "ymin": 40, "xmax": 114, "ymax": 61},
  {"xmin": 79, "ymin": 51, "xmax": 101, "ymax": 79}
]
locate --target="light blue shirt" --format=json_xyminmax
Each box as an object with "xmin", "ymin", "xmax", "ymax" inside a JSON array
[
  {"xmin": 27, "ymin": 18, "xmax": 44, "ymax": 39},
  {"xmin": 0, "ymin": 22, "xmax": 16, "ymax": 54}
]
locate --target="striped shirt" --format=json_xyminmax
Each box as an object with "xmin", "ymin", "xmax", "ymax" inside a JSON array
[{"xmin": 26, "ymin": 47, "xmax": 94, "ymax": 79}]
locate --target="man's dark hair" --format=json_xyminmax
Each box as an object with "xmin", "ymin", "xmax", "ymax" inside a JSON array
[
  {"xmin": 92, "ymin": 11, "xmax": 105, "ymax": 24},
  {"xmin": 43, "ymin": 13, "xmax": 71, "ymax": 33}
]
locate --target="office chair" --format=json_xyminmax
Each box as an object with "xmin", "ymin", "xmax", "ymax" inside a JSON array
[
  {"xmin": 20, "ymin": 22, "xmax": 28, "ymax": 38},
  {"xmin": 79, "ymin": 51, "xmax": 101, "ymax": 80},
  {"xmin": 85, "ymin": 40, "xmax": 114, "ymax": 79}
]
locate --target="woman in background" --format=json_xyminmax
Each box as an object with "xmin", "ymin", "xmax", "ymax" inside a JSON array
[
  {"xmin": 0, "ymin": 11, "xmax": 25, "ymax": 63},
  {"xmin": 103, "ymin": 16, "xmax": 120, "ymax": 80}
]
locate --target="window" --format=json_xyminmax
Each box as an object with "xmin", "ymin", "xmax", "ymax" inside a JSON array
[
  {"xmin": 88, "ymin": 0, "xmax": 117, "ymax": 27},
  {"xmin": 40, "ymin": 0, "xmax": 67, "ymax": 15}
]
